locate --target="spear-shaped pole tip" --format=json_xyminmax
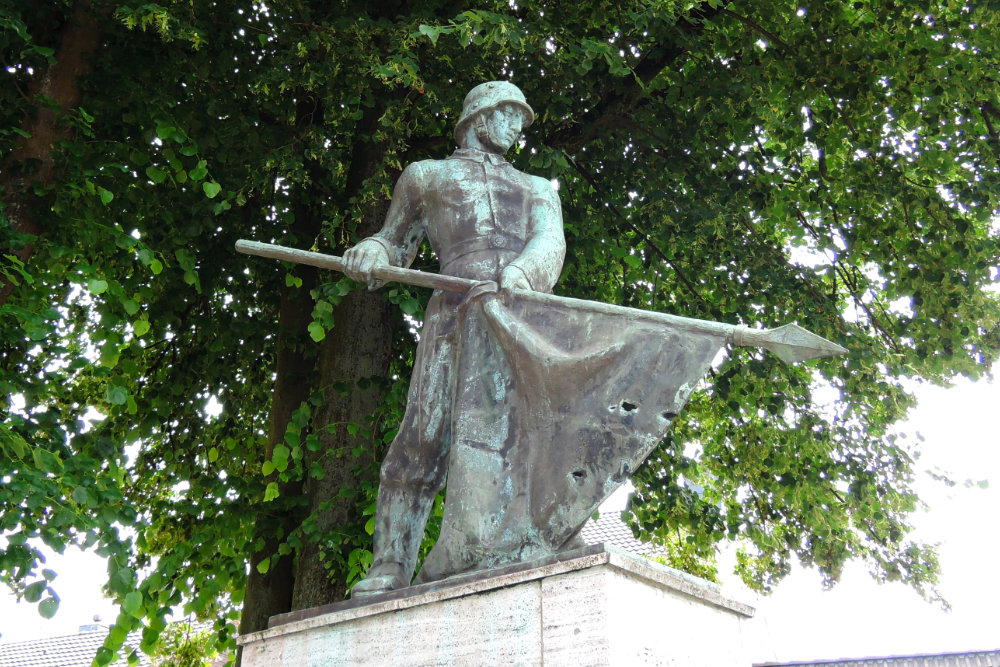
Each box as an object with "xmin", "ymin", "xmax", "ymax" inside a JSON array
[{"xmin": 733, "ymin": 323, "xmax": 848, "ymax": 364}]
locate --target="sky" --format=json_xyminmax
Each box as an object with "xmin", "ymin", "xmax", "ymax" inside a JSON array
[
  {"xmin": 746, "ymin": 366, "xmax": 1000, "ymax": 662},
  {"xmin": 1, "ymin": 366, "xmax": 998, "ymax": 661}
]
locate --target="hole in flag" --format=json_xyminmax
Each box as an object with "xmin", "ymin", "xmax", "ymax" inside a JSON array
[{"xmin": 621, "ymin": 401, "xmax": 637, "ymax": 412}]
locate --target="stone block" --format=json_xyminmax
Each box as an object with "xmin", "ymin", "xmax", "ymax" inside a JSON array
[{"xmin": 237, "ymin": 545, "xmax": 756, "ymax": 666}]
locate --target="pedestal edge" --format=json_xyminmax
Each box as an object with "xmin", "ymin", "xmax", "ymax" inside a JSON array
[{"xmin": 236, "ymin": 544, "xmax": 754, "ymax": 647}]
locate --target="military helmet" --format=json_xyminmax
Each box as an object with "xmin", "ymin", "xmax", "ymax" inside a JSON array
[{"xmin": 454, "ymin": 81, "xmax": 535, "ymax": 141}]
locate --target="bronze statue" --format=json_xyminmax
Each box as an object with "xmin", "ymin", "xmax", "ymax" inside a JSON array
[
  {"xmin": 236, "ymin": 81, "xmax": 845, "ymax": 600},
  {"xmin": 343, "ymin": 81, "xmax": 566, "ymax": 596}
]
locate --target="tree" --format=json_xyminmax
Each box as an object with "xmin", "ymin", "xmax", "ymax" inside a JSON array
[
  {"xmin": 152, "ymin": 621, "xmax": 220, "ymax": 667},
  {"xmin": 1, "ymin": 1, "xmax": 997, "ymax": 664}
]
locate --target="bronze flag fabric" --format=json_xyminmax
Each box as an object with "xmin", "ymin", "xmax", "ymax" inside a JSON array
[{"xmin": 417, "ymin": 289, "xmax": 727, "ymax": 583}]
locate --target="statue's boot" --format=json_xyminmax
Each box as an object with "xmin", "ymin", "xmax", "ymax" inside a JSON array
[
  {"xmin": 350, "ymin": 562, "xmax": 409, "ymax": 597},
  {"xmin": 350, "ymin": 482, "xmax": 434, "ymax": 598}
]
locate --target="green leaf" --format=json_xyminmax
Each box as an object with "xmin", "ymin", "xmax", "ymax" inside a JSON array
[
  {"xmin": 175, "ymin": 248, "xmax": 196, "ymax": 272},
  {"xmin": 188, "ymin": 160, "xmax": 208, "ymax": 180},
  {"xmin": 418, "ymin": 24, "xmax": 441, "ymax": 45},
  {"xmin": 38, "ymin": 597, "xmax": 59, "ymax": 619},
  {"xmin": 272, "ymin": 444, "xmax": 290, "ymax": 472},
  {"xmin": 24, "ymin": 580, "xmax": 46, "ymax": 603},
  {"xmin": 307, "ymin": 321, "xmax": 325, "ymax": 342},
  {"xmin": 202, "ymin": 181, "xmax": 222, "ymax": 198},
  {"xmin": 34, "ymin": 45, "xmax": 56, "ymax": 61},
  {"xmin": 156, "ymin": 125, "xmax": 177, "ymax": 142},
  {"xmin": 150, "ymin": 259, "xmax": 163, "ymax": 275},
  {"xmin": 31, "ymin": 448, "xmax": 63, "ymax": 473},
  {"xmin": 89, "ymin": 278, "xmax": 109, "ymax": 295},
  {"xmin": 123, "ymin": 591, "xmax": 143, "ymax": 618},
  {"xmin": 145, "ymin": 165, "xmax": 167, "ymax": 183},
  {"xmin": 264, "ymin": 482, "xmax": 279, "ymax": 501},
  {"xmin": 261, "ymin": 461, "xmax": 275, "ymax": 476},
  {"xmin": 98, "ymin": 187, "xmax": 114, "ymax": 205},
  {"xmin": 100, "ymin": 342, "xmax": 120, "ymax": 368},
  {"xmin": 120, "ymin": 298, "xmax": 140, "ymax": 315},
  {"xmin": 208, "ymin": 447, "xmax": 219, "ymax": 462},
  {"xmin": 256, "ymin": 557, "xmax": 270, "ymax": 575},
  {"xmin": 95, "ymin": 647, "xmax": 114, "ymax": 666},
  {"xmin": 133, "ymin": 319, "xmax": 150, "ymax": 336},
  {"xmin": 400, "ymin": 298, "xmax": 420, "ymax": 315},
  {"xmin": 0, "ymin": 425, "xmax": 28, "ymax": 459},
  {"xmin": 106, "ymin": 385, "xmax": 128, "ymax": 405}
]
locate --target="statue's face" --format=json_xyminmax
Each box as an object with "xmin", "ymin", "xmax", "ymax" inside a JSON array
[{"xmin": 477, "ymin": 103, "xmax": 525, "ymax": 153}]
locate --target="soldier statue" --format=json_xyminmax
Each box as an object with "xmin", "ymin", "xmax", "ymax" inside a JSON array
[
  {"xmin": 344, "ymin": 81, "xmax": 566, "ymax": 596},
  {"xmin": 235, "ymin": 81, "xmax": 843, "ymax": 599}
]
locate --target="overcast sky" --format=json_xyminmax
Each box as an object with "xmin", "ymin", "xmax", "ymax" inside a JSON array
[
  {"xmin": 2, "ymin": 366, "xmax": 998, "ymax": 662},
  {"xmin": 748, "ymin": 365, "xmax": 1000, "ymax": 662}
]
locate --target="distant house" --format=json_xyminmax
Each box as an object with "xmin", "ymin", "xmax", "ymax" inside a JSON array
[
  {"xmin": 0, "ymin": 624, "xmax": 149, "ymax": 667},
  {"xmin": 579, "ymin": 510, "xmax": 668, "ymax": 557},
  {"xmin": 756, "ymin": 648, "xmax": 1000, "ymax": 666},
  {"xmin": 0, "ymin": 622, "xmax": 229, "ymax": 667}
]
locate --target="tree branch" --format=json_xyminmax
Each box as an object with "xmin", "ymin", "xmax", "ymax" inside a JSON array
[
  {"xmin": 795, "ymin": 209, "xmax": 901, "ymax": 353},
  {"xmin": 980, "ymin": 101, "xmax": 1000, "ymax": 170},
  {"xmin": 567, "ymin": 156, "xmax": 707, "ymax": 305},
  {"xmin": 541, "ymin": 3, "xmax": 723, "ymax": 153},
  {"xmin": 718, "ymin": 8, "xmax": 792, "ymax": 50}
]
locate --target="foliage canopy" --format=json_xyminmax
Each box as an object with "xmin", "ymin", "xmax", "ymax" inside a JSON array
[{"xmin": 1, "ymin": 1, "xmax": 998, "ymax": 663}]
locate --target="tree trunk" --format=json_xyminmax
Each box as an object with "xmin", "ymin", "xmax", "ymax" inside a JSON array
[
  {"xmin": 237, "ymin": 90, "xmax": 400, "ymax": 651},
  {"xmin": 236, "ymin": 260, "xmax": 316, "ymax": 634},
  {"xmin": 288, "ymin": 279, "xmax": 396, "ymax": 607},
  {"xmin": 0, "ymin": 3, "xmax": 102, "ymax": 306},
  {"xmin": 289, "ymin": 105, "xmax": 398, "ymax": 609},
  {"xmin": 237, "ymin": 94, "xmax": 328, "ymax": 653}
]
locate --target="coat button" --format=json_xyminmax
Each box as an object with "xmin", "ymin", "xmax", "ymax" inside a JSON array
[{"xmin": 490, "ymin": 234, "xmax": 506, "ymax": 248}]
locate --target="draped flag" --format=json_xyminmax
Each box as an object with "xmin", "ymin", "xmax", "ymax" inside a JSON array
[{"xmin": 417, "ymin": 290, "xmax": 728, "ymax": 582}]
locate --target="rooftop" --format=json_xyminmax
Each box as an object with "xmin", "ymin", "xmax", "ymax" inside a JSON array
[
  {"xmin": 0, "ymin": 626, "xmax": 149, "ymax": 667},
  {"xmin": 755, "ymin": 649, "xmax": 1000, "ymax": 667},
  {"xmin": 580, "ymin": 510, "xmax": 667, "ymax": 557}
]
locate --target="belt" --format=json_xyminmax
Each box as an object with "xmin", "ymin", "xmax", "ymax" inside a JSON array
[{"xmin": 439, "ymin": 233, "xmax": 526, "ymax": 271}]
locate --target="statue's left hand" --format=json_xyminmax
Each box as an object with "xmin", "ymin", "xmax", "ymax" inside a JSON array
[{"xmin": 499, "ymin": 265, "xmax": 531, "ymax": 292}]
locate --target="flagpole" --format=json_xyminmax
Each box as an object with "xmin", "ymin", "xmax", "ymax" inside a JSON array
[{"xmin": 236, "ymin": 240, "xmax": 847, "ymax": 363}]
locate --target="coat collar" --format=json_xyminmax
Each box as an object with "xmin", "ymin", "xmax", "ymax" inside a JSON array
[{"xmin": 449, "ymin": 147, "xmax": 510, "ymax": 166}]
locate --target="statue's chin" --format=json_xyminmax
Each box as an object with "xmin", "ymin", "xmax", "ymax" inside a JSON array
[{"xmin": 477, "ymin": 131, "xmax": 513, "ymax": 155}]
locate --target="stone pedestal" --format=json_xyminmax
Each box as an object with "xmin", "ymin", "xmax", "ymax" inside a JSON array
[{"xmin": 237, "ymin": 545, "xmax": 756, "ymax": 666}]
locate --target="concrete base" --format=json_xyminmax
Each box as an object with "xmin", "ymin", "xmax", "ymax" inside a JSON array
[{"xmin": 237, "ymin": 545, "xmax": 756, "ymax": 666}]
